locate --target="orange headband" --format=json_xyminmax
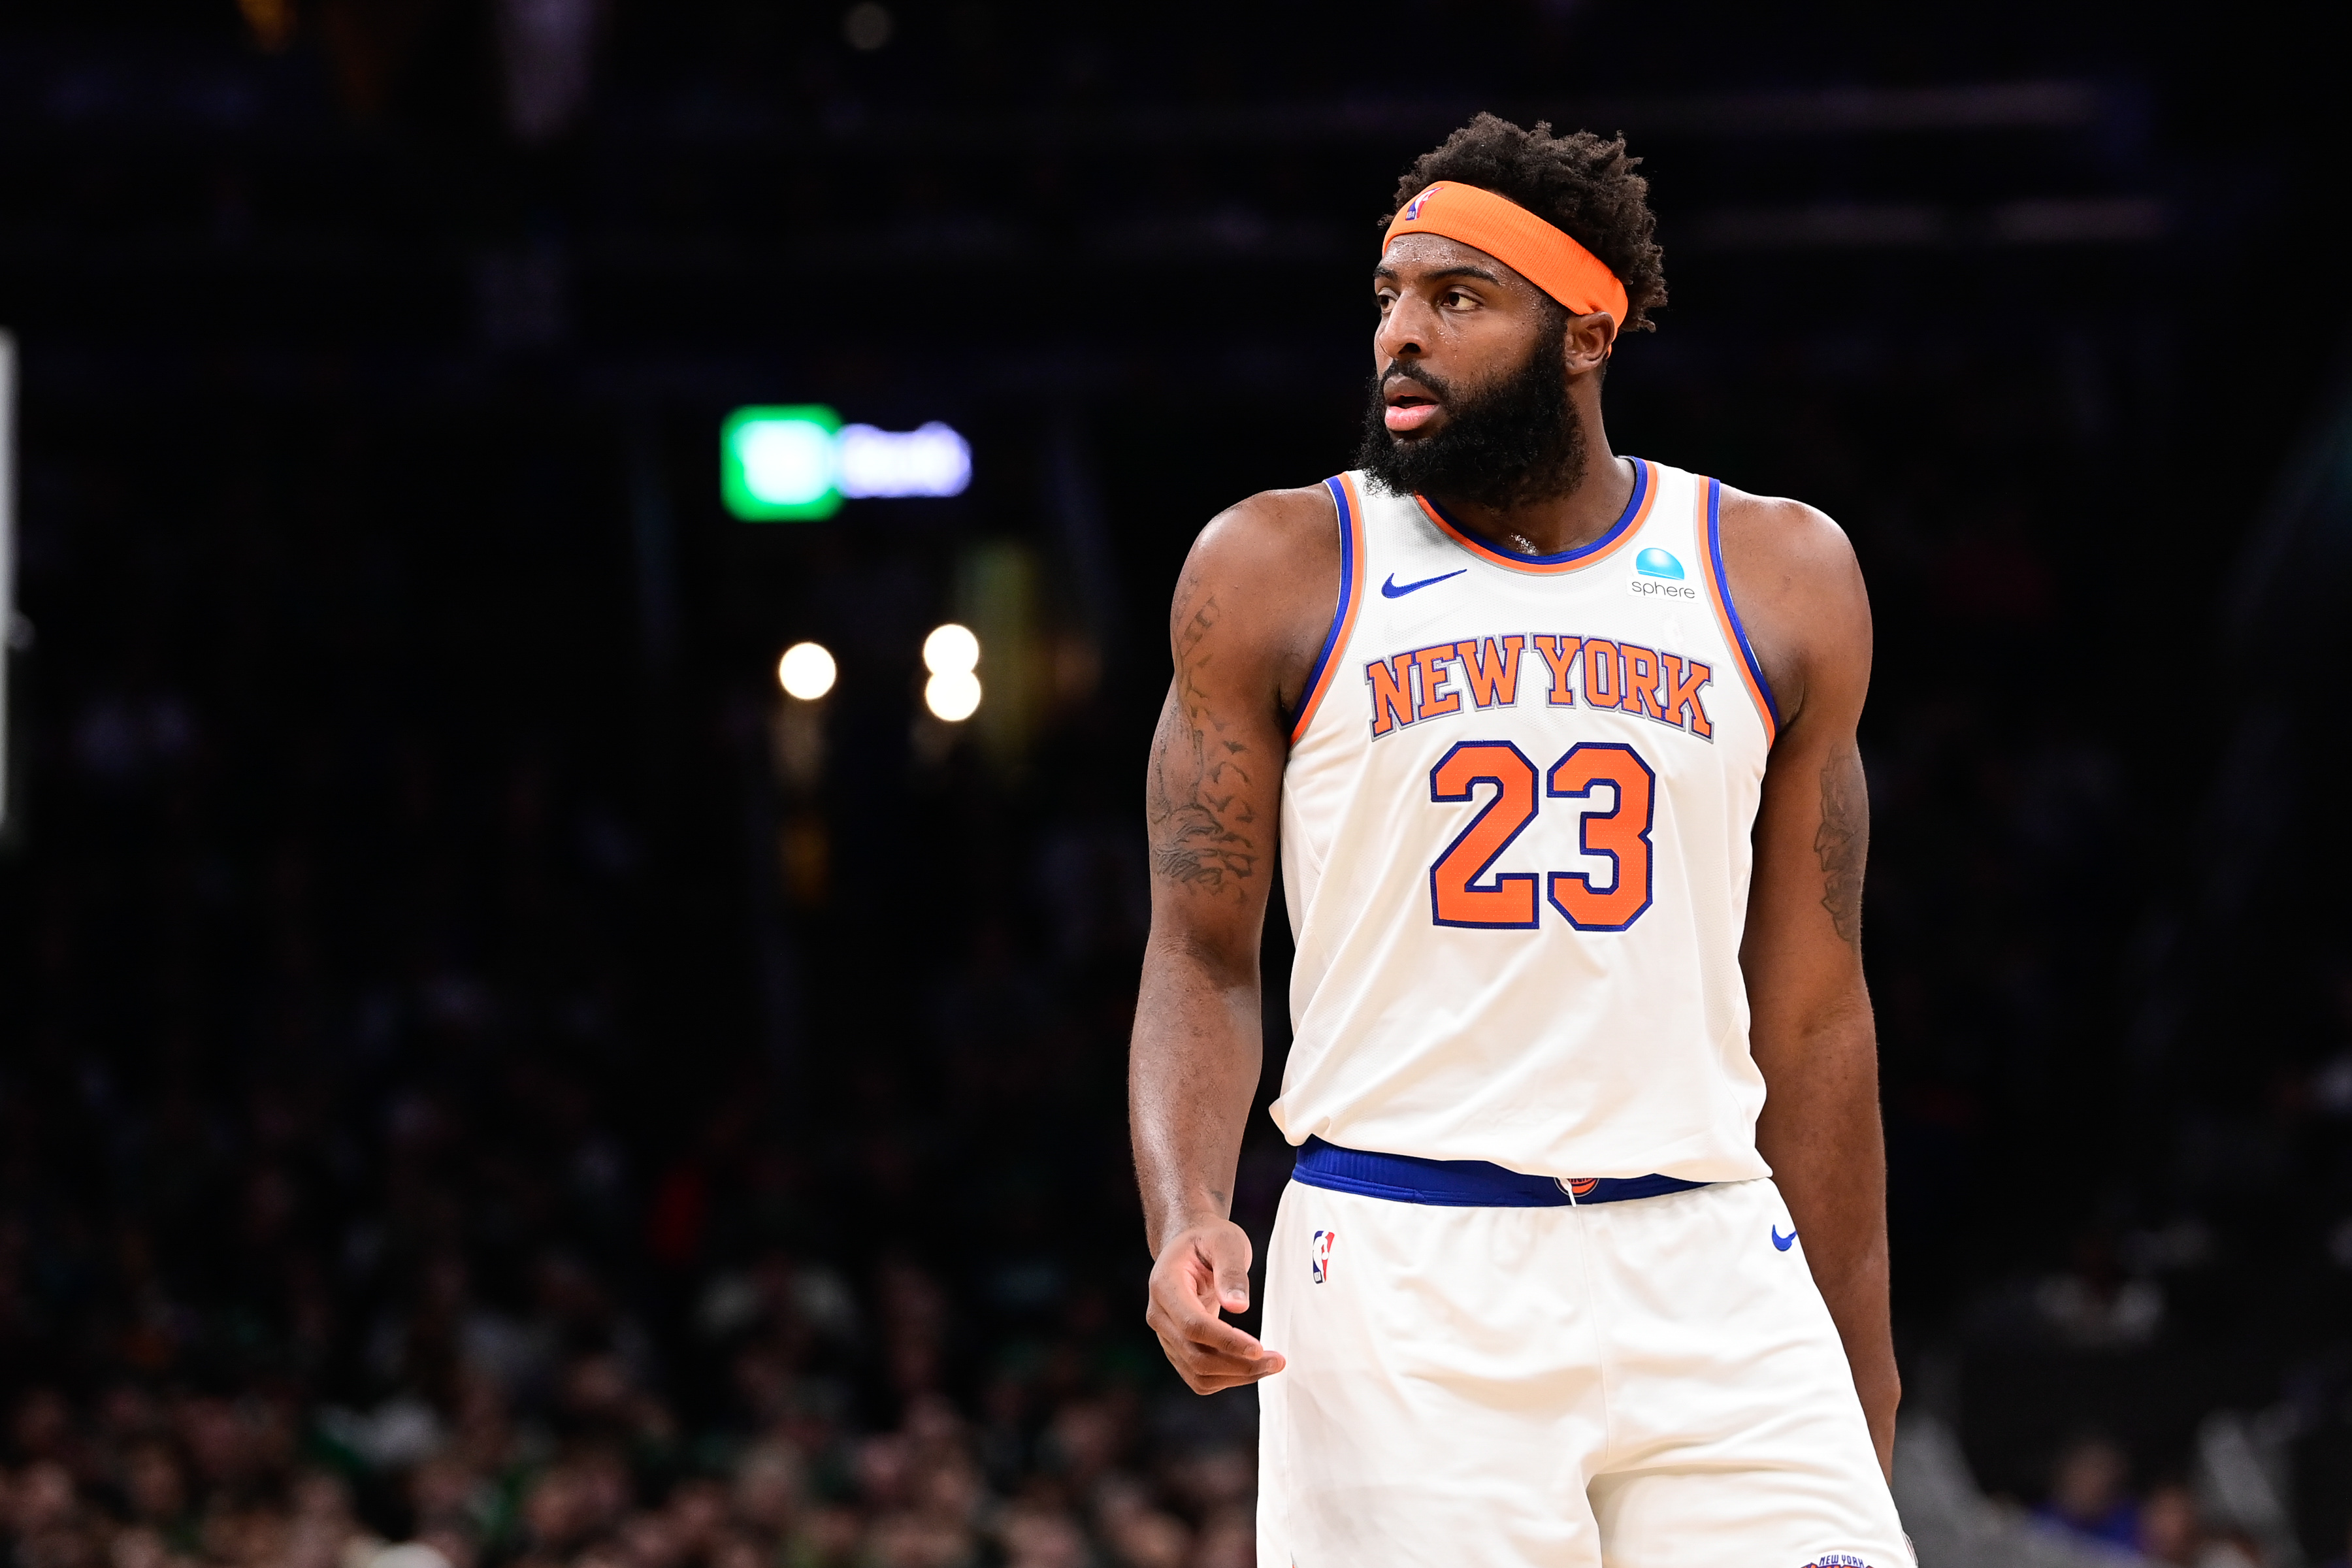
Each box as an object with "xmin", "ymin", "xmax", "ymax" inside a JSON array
[{"xmin": 1382, "ymin": 182, "xmax": 1630, "ymax": 328}]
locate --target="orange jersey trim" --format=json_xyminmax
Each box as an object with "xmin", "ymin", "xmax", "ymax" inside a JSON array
[
  {"xmin": 1290, "ymin": 472, "xmax": 1368, "ymax": 742},
  {"xmin": 1695, "ymin": 476, "xmax": 1780, "ymax": 745},
  {"xmin": 1413, "ymin": 457, "xmax": 1654, "ymax": 577}
]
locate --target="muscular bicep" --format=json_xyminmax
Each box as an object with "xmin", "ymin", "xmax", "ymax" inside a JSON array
[
  {"xmin": 1729, "ymin": 494, "xmax": 1874, "ymax": 1028},
  {"xmin": 1743, "ymin": 737, "xmax": 1875, "ymax": 1121},
  {"xmin": 1810, "ymin": 742, "xmax": 1867, "ymax": 948},
  {"xmin": 1748, "ymin": 732, "xmax": 1868, "ymax": 977},
  {"xmin": 1143, "ymin": 498, "xmax": 1329, "ymax": 962},
  {"xmin": 1145, "ymin": 671, "xmax": 1271, "ymax": 909}
]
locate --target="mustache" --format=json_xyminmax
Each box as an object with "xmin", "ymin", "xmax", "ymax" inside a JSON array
[{"xmin": 1380, "ymin": 361, "xmax": 1456, "ymax": 406}]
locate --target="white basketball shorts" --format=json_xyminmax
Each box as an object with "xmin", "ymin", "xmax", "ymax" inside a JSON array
[{"xmin": 1257, "ymin": 1172, "xmax": 1914, "ymax": 1568}]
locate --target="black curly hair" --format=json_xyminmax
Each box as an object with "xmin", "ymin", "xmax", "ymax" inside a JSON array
[{"xmin": 1386, "ymin": 114, "xmax": 1667, "ymax": 335}]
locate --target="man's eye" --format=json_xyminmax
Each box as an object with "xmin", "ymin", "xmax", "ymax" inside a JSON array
[{"xmin": 1444, "ymin": 289, "xmax": 1477, "ymax": 308}]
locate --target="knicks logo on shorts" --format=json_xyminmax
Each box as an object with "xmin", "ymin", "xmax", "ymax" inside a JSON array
[
  {"xmin": 1801, "ymin": 1555, "xmax": 1874, "ymax": 1567},
  {"xmin": 1311, "ymin": 1229, "xmax": 1337, "ymax": 1283}
]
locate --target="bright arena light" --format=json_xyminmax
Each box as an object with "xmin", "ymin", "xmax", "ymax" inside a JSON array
[
  {"xmin": 722, "ymin": 407, "xmax": 971, "ymax": 522},
  {"xmin": 738, "ymin": 419, "xmax": 837, "ymax": 506},
  {"xmin": 837, "ymin": 422, "xmax": 971, "ymax": 499},
  {"xmin": 922, "ymin": 623, "xmax": 980, "ymax": 676},
  {"xmin": 777, "ymin": 642, "xmax": 838, "ymax": 701},
  {"xmin": 925, "ymin": 670, "xmax": 981, "ymax": 722}
]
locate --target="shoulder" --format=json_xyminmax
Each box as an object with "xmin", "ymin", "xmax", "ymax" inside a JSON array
[
  {"xmin": 1714, "ymin": 485, "xmax": 1864, "ymax": 603},
  {"xmin": 1179, "ymin": 483, "xmax": 1339, "ymax": 592},
  {"xmin": 1169, "ymin": 480, "xmax": 1340, "ymax": 640},
  {"xmin": 1712, "ymin": 483, "xmax": 1870, "ymax": 732},
  {"xmin": 1168, "ymin": 482, "xmax": 1345, "ymax": 718}
]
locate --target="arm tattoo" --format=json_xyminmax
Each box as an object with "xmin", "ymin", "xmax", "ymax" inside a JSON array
[
  {"xmin": 1145, "ymin": 587, "xmax": 1258, "ymax": 900},
  {"xmin": 1813, "ymin": 747, "xmax": 1868, "ymax": 947}
]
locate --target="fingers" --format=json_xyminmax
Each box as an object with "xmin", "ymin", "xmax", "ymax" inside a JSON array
[
  {"xmin": 1156, "ymin": 1338, "xmax": 1283, "ymax": 1394},
  {"xmin": 1147, "ymin": 1224, "xmax": 1285, "ymax": 1394},
  {"xmin": 1148, "ymin": 1307, "xmax": 1286, "ymax": 1394},
  {"xmin": 1153, "ymin": 1296, "xmax": 1269, "ymax": 1364},
  {"xmin": 1204, "ymin": 1227, "xmax": 1255, "ymax": 1315}
]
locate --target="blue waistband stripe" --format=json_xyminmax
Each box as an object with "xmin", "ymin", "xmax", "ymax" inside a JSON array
[{"xmin": 1291, "ymin": 1136, "xmax": 1710, "ymax": 1208}]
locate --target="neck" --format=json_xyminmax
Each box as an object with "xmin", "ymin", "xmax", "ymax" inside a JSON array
[
  {"xmin": 1420, "ymin": 390, "xmax": 1627, "ymax": 557},
  {"xmin": 1428, "ymin": 412, "xmax": 1627, "ymax": 557}
]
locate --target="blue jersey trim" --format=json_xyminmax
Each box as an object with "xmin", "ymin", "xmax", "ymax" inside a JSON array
[
  {"xmin": 1420, "ymin": 455, "xmax": 1649, "ymax": 566},
  {"xmin": 1286, "ymin": 476, "xmax": 1358, "ymax": 738},
  {"xmin": 1706, "ymin": 477, "xmax": 1782, "ymax": 730},
  {"xmin": 1290, "ymin": 1136, "xmax": 1710, "ymax": 1208}
]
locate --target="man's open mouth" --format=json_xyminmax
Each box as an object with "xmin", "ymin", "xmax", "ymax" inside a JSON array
[{"xmin": 1383, "ymin": 380, "xmax": 1444, "ymax": 434}]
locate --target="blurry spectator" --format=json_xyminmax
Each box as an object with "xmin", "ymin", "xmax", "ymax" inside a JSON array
[
  {"xmin": 11, "ymin": 1463, "xmax": 86, "ymax": 1568},
  {"xmin": 1190, "ymin": 1507, "xmax": 1254, "ymax": 1568},
  {"xmin": 2038, "ymin": 1434, "xmax": 2139, "ymax": 1550},
  {"xmin": 2137, "ymin": 1480, "xmax": 2198, "ymax": 1565},
  {"xmin": 788, "ymin": 1505, "xmax": 862, "ymax": 1567},
  {"xmin": 728, "ymin": 1441, "xmax": 802, "ymax": 1540},
  {"xmin": 660, "ymin": 1478, "xmax": 725, "ymax": 1562},
  {"xmin": 119, "ymin": 1446, "xmax": 187, "ymax": 1533},
  {"xmin": 2196, "ymin": 1535, "xmax": 2264, "ymax": 1568},
  {"xmin": 1092, "ymin": 1475, "xmax": 1188, "ymax": 1568},
  {"xmin": 996, "ymin": 1503, "xmax": 1086, "ymax": 1568},
  {"xmin": 862, "ymin": 1508, "xmax": 973, "ymax": 1568},
  {"xmin": 2035, "ymin": 1234, "xmax": 2164, "ymax": 1350}
]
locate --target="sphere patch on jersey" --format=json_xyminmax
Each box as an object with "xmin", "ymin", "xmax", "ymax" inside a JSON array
[{"xmin": 1634, "ymin": 547, "xmax": 1685, "ymax": 580}]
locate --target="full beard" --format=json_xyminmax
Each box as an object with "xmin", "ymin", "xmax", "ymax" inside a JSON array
[{"xmin": 1355, "ymin": 313, "xmax": 1586, "ymax": 514}]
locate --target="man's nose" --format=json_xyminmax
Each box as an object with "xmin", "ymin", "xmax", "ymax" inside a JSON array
[{"xmin": 1377, "ymin": 295, "xmax": 1435, "ymax": 361}]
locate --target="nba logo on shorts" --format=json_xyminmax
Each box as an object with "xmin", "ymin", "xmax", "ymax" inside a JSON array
[{"xmin": 1310, "ymin": 1229, "xmax": 1336, "ymax": 1283}]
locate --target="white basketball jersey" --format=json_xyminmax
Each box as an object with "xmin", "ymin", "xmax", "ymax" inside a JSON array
[{"xmin": 1272, "ymin": 458, "xmax": 1781, "ymax": 1183}]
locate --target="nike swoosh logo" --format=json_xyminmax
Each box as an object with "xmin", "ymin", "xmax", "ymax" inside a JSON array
[
  {"xmin": 1772, "ymin": 1226, "xmax": 1798, "ymax": 1252},
  {"xmin": 1380, "ymin": 568, "xmax": 1467, "ymax": 598}
]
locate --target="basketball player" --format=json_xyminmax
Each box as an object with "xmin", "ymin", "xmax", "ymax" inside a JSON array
[{"xmin": 1130, "ymin": 115, "xmax": 1910, "ymax": 1565}]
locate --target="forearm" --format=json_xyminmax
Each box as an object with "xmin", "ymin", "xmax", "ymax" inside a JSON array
[
  {"xmin": 1130, "ymin": 933, "xmax": 1264, "ymax": 1256},
  {"xmin": 1754, "ymin": 999, "xmax": 1899, "ymax": 1455}
]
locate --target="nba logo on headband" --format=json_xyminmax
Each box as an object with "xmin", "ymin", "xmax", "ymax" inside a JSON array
[{"xmin": 1400, "ymin": 184, "xmax": 1442, "ymax": 223}]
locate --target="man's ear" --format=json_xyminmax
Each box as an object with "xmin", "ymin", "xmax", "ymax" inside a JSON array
[{"xmin": 1565, "ymin": 310, "xmax": 1617, "ymax": 373}]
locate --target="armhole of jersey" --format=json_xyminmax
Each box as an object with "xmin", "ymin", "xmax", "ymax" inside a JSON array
[
  {"xmin": 1287, "ymin": 474, "xmax": 1366, "ymax": 743},
  {"xmin": 1697, "ymin": 476, "xmax": 1781, "ymax": 743}
]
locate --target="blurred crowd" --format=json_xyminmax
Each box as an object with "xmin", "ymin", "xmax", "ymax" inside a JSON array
[
  {"xmin": 0, "ymin": 1335, "xmax": 1257, "ymax": 1568},
  {"xmin": 8, "ymin": 338, "xmax": 2352, "ymax": 1567},
  {"xmin": 0, "ymin": 384, "xmax": 1247, "ymax": 1568},
  {"xmin": 7, "ymin": 5, "xmax": 2352, "ymax": 1563},
  {"xmin": 10, "ymin": 369, "xmax": 2352, "ymax": 1567},
  {"xmin": 2033, "ymin": 1434, "xmax": 2297, "ymax": 1567},
  {"xmin": 1, "ymin": 1214, "xmax": 1259, "ymax": 1568}
]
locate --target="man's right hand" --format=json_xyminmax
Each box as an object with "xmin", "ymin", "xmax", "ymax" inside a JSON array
[
  {"xmin": 1130, "ymin": 487, "xmax": 1333, "ymax": 1401},
  {"xmin": 1145, "ymin": 1218, "xmax": 1286, "ymax": 1394}
]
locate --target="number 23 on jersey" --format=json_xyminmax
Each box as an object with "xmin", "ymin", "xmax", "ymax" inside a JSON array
[{"xmin": 1428, "ymin": 740, "xmax": 1656, "ymax": 932}]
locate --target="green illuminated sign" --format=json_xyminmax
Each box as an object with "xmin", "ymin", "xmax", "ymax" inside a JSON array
[{"xmin": 721, "ymin": 404, "xmax": 843, "ymax": 521}]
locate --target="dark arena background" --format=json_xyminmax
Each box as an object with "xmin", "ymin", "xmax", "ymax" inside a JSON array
[{"xmin": 3, "ymin": 3, "xmax": 2351, "ymax": 1566}]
